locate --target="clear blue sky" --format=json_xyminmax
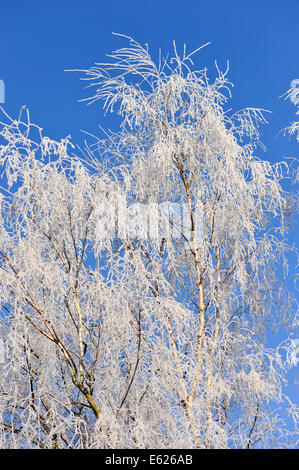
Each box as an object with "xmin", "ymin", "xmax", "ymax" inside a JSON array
[
  {"xmin": 1, "ymin": 0, "xmax": 298, "ymax": 148},
  {"xmin": 0, "ymin": 0, "xmax": 298, "ymax": 413}
]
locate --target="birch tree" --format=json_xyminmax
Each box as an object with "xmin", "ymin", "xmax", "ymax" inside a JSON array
[{"xmin": 0, "ymin": 36, "xmax": 298, "ymax": 449}]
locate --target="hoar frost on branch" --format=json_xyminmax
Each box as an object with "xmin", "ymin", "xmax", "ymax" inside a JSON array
[{"xmin": 0, "ymin": 36, "xmax": 298, "ymax": 448}]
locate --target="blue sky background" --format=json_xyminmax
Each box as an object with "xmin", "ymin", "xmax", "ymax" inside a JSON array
[{"xmin": 0, "ymin": 0, "xmax": 298, "ymax": 423}]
